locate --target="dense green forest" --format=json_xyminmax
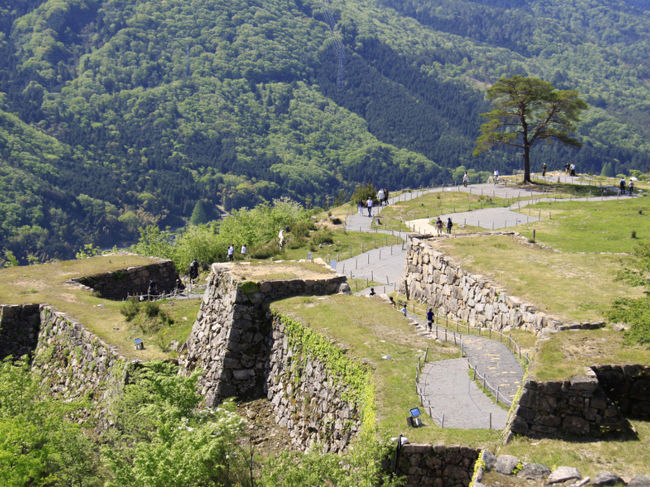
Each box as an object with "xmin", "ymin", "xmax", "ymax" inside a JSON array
[{"xmin": 0, "ymin": 0, "xmax": 648, "ymax": 261}]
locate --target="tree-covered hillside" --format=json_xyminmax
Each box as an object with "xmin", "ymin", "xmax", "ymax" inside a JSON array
[{"xmin": 1, "ymin": 0, "xmax": 648, "ymax": 261}]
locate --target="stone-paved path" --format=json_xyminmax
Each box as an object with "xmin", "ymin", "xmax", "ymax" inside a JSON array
[
  {"xmin": 419, "ymin": 358, "xmax": 509, "ymax": 429},
  {"xmin": 407, "ymin": 183, "xmax": 636, "ymax": 234},
  {"xmin": 407, "ymin": 312, "xmax": 522, "ymax": 428}
]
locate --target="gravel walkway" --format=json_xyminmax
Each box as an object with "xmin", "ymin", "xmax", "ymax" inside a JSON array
[{"xmin": 419, "ymin": 358, "xmax": 509, "ymax": 429}]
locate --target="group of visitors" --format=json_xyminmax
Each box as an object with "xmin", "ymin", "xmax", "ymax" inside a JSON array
[
  {"xmin": 619, "ymin": 178, "xmax": 635, "ymax": 196},
  {"xmin": 358, "ymin": 188, "xmax": 390, "ymax": 217},
  {"xmin": 434, "ymin": 217, "xmax": 453, "ymax": 236},
  {"xmin": 564, "ymin": 162, "xmax": 577, "ymax": 176},
  {"xmin": 225, "ymin": 244, "xmax": 248, "ymax": 260}
]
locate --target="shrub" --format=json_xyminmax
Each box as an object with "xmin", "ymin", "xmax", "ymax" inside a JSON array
[
  {"xmin": 120, "ymin": 299, "xmax": 140, "ymax": 321},
  {"xmin": 312, "ymin": 229, "xmax": 334, "ymax": 246}
]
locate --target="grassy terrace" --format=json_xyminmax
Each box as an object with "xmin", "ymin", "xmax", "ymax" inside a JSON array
[
  {"xmin": 0, "ymin": 255, "xmax": 200, "ymax": 360},
  {"xmin": 271, "ymin": 294, "xmax": 502, "ymax": 448},
  {"xmin": 517, "ymin": 196, "xmax": 650, "ymax": 253},
  {"xmin": 228, "ymin": 260, "xmax": 336, "ymax": 281},
  {"xmin": 433, "ymin": 235, "xmax": 642, "ymax": 324},
  {"xmin": 273, "ymin": 231, "xmax": 402, "ymax": 264}
]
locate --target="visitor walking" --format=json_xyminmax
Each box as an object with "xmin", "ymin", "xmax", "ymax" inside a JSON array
[
  {"xmin": 426, "ymin": 308, "xmax": 434, "ymax": 332},
  {"xmin": 377, "ymin": 188, "xmax": 385, "ymax": 207},
  {"xmin": 435, "ymin": 217, "xmax": 444, "ymax": 236},
  {"xmin": 619, "ymin": 178, "xmax": 626, "ymax": 195},
  {"xmin": 366, "ymin": 197, "xmax": 373, "ymax": 217},
  {"xmin": 629, "ymin": 180, "xmax": 635, "ymax": 195},
  {"xmin": 446, "ymin": 217, "xmax": 453, "ymax": 234},
  {"xmin": 227, "ymin": 244, "xmax": 234, "ymax": 261},
  {"xmin": 493, "ymin": 169, "xmax": 499, "ymax": 184},
  {"xmin": 240, "ymin": 244, "xmax": 247, "ymax": 259},
  {"xmin": 542, "ymin": 163, "xmax": 547, "ymax": 177},
  {"xmin": 462, "ymin": 172, "xmax": 469, "ymax": 187},
  {"xmin": 189, "ymin": 258, "xmax": 199, "ymax": 286}
]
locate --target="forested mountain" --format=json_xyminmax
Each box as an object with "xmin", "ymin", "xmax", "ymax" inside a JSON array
[{"xmin": 1, "ymin": 0, "xmax": 648, "ymax": 262}]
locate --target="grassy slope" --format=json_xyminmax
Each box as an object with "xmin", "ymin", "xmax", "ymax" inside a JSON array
[
  {"xmin": 434, "ymin": 235, "xmax": 641, "ymax": 323},
  {"xmin": 0, "ymin": 255, "xmax": 200, "ymax": 360},
  {"xmin": 272, "ymin": 294, "xmax": 502, "ymax": 448},
  {"xmin": 517, "ymin": 196, "xmax": 650, "ymax": 253}
]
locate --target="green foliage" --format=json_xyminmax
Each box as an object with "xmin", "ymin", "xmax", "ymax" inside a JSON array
[
  {"xmin": 258, "ymin": 436, "xmax": 403, "ymax": 487},
  {"xmin": 474, "ymin": 76, "xmax": 589, "ymax": 182},
  {"xmin": 608, "ymin": 243, "xmax": 650, "ymax": 346},
  {"xmin": 351, "ymin": 183, "xmax": 378, "ymax": 206},
  {"xmin": 311, "ymin": 228, "xmax": 335, "ymax": 246},
  {"xmin": 120, "ymin": 298, "xmax": 140, "ymax": 321},
  {"xmin": 132, "ymin": 199, "xmax": 313, "ymax": 271},
  {"xmin": 131, "ymin": 226, "xmax": 175, "ymax": 261},
  {"xmin": 189, "ymin": 199, "xmax": 211, "ymax": 226},
  {"xmin": 75, "ymin": 243, "xmax": 102, "ymax": 259},
  {"xmin": 0, "ymin": 357, "xmax": 101, "ymax": 487},
  {"xmin": 0, "ymin": 0, "xmax": 648, "ymax": 263},
  {"xmin": 239, "ymin": 280, "xmax": 260, "ymax": 295},
  {"xmin": 607, "ymin": 297, "xmax": 650, "ymax": 346},
  {"xmin": 1, "ymin": 250, "xmax": 19, "ymax": 268},
  {"xmin": 600, "ymin": 162, "xmax": 615, "ymax": 177},
  {"xmin": 103, "ymin": 361, "xmax": 248, "ymax": 487}
]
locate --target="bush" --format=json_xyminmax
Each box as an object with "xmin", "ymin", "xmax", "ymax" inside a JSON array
[
  {"xmin": 311, "ymin": 229, "xmax": 334, "ymax": 246},
  {"xmin": 142, "ymin": 300, "xmax": 160, "ymax": 318},
  {"xmin": 102, "ymin": 361, "xmax": 249, "ymax": 487},
  {"xmin": 120, "ymin": 299, "xmax": 140, "ymax": 321}
]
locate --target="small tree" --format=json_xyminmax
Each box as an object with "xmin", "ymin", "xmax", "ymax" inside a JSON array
[{"xmin": 473, "ymin": 75, "xmax": 588, "ymax": 183}]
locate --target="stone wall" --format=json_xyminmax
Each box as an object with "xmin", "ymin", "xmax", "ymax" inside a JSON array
[
  {"xmin": 266, "ymin": 314, "xmax": 363, "ymax": 453},
  {"xmin": 181, "ymin": 264, "xmax": 346, "ymax": 405},
  {"xmin": 33, "ymin": 306, "xmax": 128, "ymax": 409},
  {"xmin": 394, "ymin": 444, "xmax": 479, "ymax": 487},
  {"xmin": 0, "ymin": 304, "xmax": 41, "ymax": 360},
  {"xmin": 401, "ymin": 235, "xmax": 563, "ymax": 333},
  {"xmin": 508, "ymin": 368, "xmax": 630, "ymax": 439},
  {"xmin": 70, "ymin": 259, "xmax": 179, "ymax": 300},
  {"xmin": 180, "ymin": 264, "xmax": 354, "ymax": 450},
  {"xmin": 593, "ymin": 365, "xmax": 650, "ymax": 420}
]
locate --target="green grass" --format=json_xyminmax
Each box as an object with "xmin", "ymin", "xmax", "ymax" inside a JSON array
[
  {"xmin": 501, "ymin": 420, "xmax": 650, "ymax": 479},
  {"xmin": 531, "ymin": 328, "xmax": 650, "ymax": 381},
  {"xmin": 516, "ymin": 196, "xmax": 650, "ymax": 253},
  {"xmin": 271, "ymin": 294, "xmax": 502, "ymax": 448},
  {"xmin": 0, "ymin": 255, "xmax": 200, "ymax": 360},
  {"xmin": 347, "ymin": 278, "xmax": 382, "ymax": 293},
  {"xmin": 372, "ymin": 191, "xmax": 514, "ymax": 232},
  {"xmin": 154, "ymin": 299, "xmax": 201, "ymax": 355},
  {"xmin": 435, "ymin": 236, "xmax": 643, "ymax": 323},
  {"xmin": 230, "ymin": 260, "xmax": 336, "ymax": 281},
  {"xmin": 278, "ymin": 229, "xmax": 402, "ymax": 263}
]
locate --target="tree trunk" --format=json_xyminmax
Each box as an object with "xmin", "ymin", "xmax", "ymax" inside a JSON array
[
  {"xmin": 521, "ymin": 112, "xmax": 531, "ymax": 183},
  {"xmin": 523, "ymin": 145, "xmax": 531, "ymax": 183}
]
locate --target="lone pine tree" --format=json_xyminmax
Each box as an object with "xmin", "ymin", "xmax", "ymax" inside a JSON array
[{"xmin": 474, "ymin": 76, "xmax": 588, "ymax": 183}]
